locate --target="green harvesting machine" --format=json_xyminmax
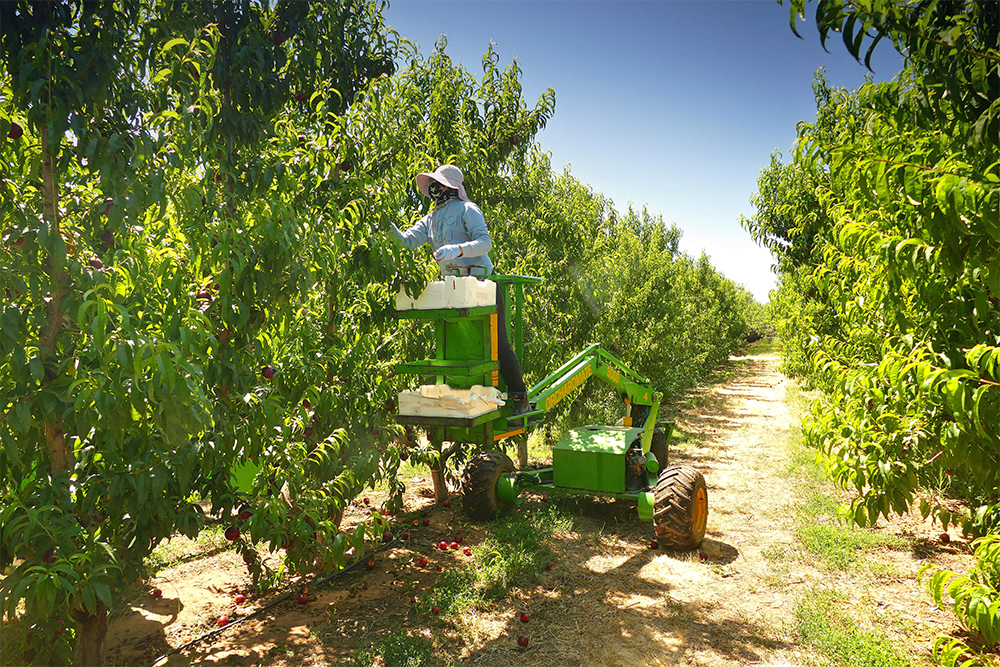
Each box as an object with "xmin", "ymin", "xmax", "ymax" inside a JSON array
[{"xmin": 394, "ymin": 275, "xmax": 708, "ymax": 550}]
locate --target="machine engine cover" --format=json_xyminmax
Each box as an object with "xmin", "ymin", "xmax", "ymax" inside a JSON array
[{"xmin": 553, "ymin": 425, "xmax": 643, "ymax": 493}]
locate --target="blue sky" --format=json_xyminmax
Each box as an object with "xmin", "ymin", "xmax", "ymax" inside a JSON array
[{"xmin": 382, "ymin": 0, "xmax": 904, "ymax": 301}]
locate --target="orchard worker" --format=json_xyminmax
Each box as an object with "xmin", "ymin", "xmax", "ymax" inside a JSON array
[{"xmin": 389, "ymin": 164, "xmax": 531, "ymax": 415}]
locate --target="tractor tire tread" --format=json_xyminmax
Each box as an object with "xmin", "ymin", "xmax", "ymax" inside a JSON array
[
  {"xmin": 653, "ymin": 464, "xmax": 708, "ymax": 550},
  {"xmin": 462, "ymin": 450, "xmax": 514, "ymax": 521}
]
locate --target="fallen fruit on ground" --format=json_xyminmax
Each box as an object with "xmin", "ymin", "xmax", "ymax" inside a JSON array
[
  {"xmin": 363, "ymin": 497, "xmax": 370, "ymax": 505},
  {"xmin": 217, "ymin": 616, "xmax": 228, "ymax": 627},
  {"xmin": 417, "ymin": 557, "xmax": 428, "ymax": 567},
  {"xmin": 423, "ymin": 518, "xmax": 430, "ymax": 526},
  {"xmin": 442, "ymin": 499, "xmax": 451, "ymax": 507},
  {"xmin": 438, "ymin": 541, "xmax": 448, "ymax": 550},
  {"xmin": 367, "ymin": 558, "xmax": 376, "ymax": 570},
  {"xmin": 234, "ymin": 594, "xmax": 245, "ymax": 604},
  {"xmin": 297, "ymin": 593, "xmax": 309, "ymax": 604},
  {"xmin": 401, "ymin": 531, "xmax": 410, "ymax": 539},
  {"xmin": 545, "ymin": 562, "xmax": 554, "ymax": 570},
  {"xmin": 153, "ymin": 588, "xmax": 163, "ymax": 598},
  {"xmin": 940, "ymin": 533, "xmax": 951, "ymax": 544},
  {"xmin": 698, "ymin": 551, "xmax": 708, "ymax": 561},
  {"xmin": 649, "ymin": 539, "xmax": 659, "ymax": 549},
  {"xmin": 517, "ymin": 635, "xmax": 529, "ymax": 647},
  {"xmin": 436, "ymin": 564, "xmax": 443, "ymax": 571},
  {"xmin": 432, "ymin": 606, "xmax": 440, "ymax": 615},
  {"xmin": 412, "ymin": 519, "xmax": 419, "ymax": 527},
  {"xmin": 462, "ymin": 547, "xmax": 472, "ymax": 556},
  {"xmin": 449, "ymin": 541, "xmax": 458, "ymax": 550},
  {"xmin": 520, "ymin": 612, "xmax": 529, "ymax": 623}
]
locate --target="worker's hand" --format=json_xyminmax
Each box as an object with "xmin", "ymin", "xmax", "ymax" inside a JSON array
[{"xmin": 433, "ymin": 244, "xmax": 462, "ymax": 261}]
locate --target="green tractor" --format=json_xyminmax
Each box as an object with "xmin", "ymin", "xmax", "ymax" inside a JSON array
[{"xmin": 395, "ymin": 275, "xmax": 708, "ymax": 550}]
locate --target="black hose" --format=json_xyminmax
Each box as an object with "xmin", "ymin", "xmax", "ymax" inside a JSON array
[{"xmin": 143, "ymin": 531, "xmax": 403, "ymax": 667}]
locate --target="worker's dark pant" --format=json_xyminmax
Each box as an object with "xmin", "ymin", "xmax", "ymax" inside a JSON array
[{"xmin": 494, "ymin": 285, "xmax": 527, "ymax": 394}]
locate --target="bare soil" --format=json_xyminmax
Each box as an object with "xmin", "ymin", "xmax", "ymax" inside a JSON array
[{"xmin": 102, "ymin": 354, "xmax": 977, "ymax": 667}]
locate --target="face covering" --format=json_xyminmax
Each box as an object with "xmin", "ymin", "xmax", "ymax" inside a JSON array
[{"xmin": 428, "ymin": 180, "xmax": 459, "ymax": 206}]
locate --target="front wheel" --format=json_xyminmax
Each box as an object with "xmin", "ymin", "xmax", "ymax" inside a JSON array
[
  {"xmin": 653, "ymin": 465, "xmax": 708, "ymax": 550},
  {"xmin": 462, "ymin": 450, "xmax": 515, "ymax": 520}
]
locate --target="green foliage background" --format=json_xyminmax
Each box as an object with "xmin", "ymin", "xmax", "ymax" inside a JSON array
[{"xmin": 743, "ymin": 0, "xmax": 999, "ymax": 660}]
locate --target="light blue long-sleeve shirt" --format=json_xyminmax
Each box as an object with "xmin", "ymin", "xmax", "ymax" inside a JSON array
[{"xmin": 391, "ymin": 199, "xmax": 494, "ymax": 276}]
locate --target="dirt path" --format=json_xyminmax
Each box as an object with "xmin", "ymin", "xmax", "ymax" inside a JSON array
[{"xmin": 105, "ymin": 353, "xmax": 970, "ymax": 667}]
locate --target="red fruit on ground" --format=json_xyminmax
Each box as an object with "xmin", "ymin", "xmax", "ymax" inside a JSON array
[
  {"xmin": 439, "ymin": 541, "xmax": 448, "ymax": 550},
  {"xmin": 462, "ymin": 547, "xmax": 472, "ymax": 556},
  {"xmin": 417, "ymin": 557, "xmax": 428, "ymax": 567},
  {"xmin": 449, "ymin": 542, "xmax": 458, "ymax": 550},
  {"xmin": 436, "ymin": 564, "xmax": 443, "ymax": 571},
  {"xmin": 217, "ymin": 616, "xmax": 228, "ymax": 626},
  {"xmin": 442, "ymin": 499, "xmax": 451, "ymax": 508},
  {"xmin": 517, "ymin": 635, "xmax": 529, "ymax": 647},
  {"xmin": 383, "ymin": 531, "xmax": 392, "ymax": 542},
  {"xmin": 298, "ymin": 592, "xmax": 309, "ymax": 604},
  {"xmin": 698, "ymin": 551, "xmax": 708, "ymax": 561},
  {"xmin": 153, "ymin": 588, "xmax": 163, "ymax": 598},
  {"xmin": 423, "ymin": 518, "xmax": 430, "ymax": 526},
  {"xmin": 520, "ymin": 612, "xmax": 529, "ymax": 623},
  {"xmin": 455, "ymin": 535, "xmax": 463, "ymax": 543},
  {"xmin": 649, "ymin": 539, "xmax": 659, "ymax": 550},
  {"xmin": 432, "ymin": 606, "xmax": 440, "ymax": 615},
  {"xmin": 363, "ymin": 497, "xmax": 370, "ymax": 505},
  {"xmin": 234, "ymin": 594, "xmax": 245, "ymax": 604},
  {"xmin": 941, "ymin": 533, "xmax": 951, "ymax": 544},
  {"xmin": 402, "ymin": 531, "xmax": 410, "ymax": 540},
  {"xmin": 545, "ymin": 562, "xmax": 554, "ymax": 571},
  {"xmin": 224, "ymin": 526, "xmax": 240, "ymax": 541},
  {"xmin": 412, "ymin": 519, "xmax": 420, "ymax": 527},
  {"xmin": 367, "ymin": 559, "xmax": 376, "ymax": 570}
]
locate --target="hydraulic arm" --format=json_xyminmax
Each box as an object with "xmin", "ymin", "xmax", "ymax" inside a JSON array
[{"xmin": 522, "ymin": 343, "xmax": 661, "ymax": 455}]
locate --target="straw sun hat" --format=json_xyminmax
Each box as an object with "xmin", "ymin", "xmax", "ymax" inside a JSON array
[{"xmin": 415, "ymin": 164, "xmax": 469, "ymax": 201}]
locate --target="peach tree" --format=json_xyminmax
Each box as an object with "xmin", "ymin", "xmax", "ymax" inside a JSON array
[{"xmin": 0, "ymin": 1, "xmax": 402, "ymax": 665}]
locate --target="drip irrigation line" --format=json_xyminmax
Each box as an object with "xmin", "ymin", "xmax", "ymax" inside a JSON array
[{"xmin": 144, "ymin": 531, "xmax": 405, "ymax": 667}]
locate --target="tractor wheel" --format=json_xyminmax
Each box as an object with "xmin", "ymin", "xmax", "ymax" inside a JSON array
[
  {"xmin": 653, "ymin": 465, "xmax": 708, "ymax": 550},
  {"xmin": 462, "ymin": 450, "xmax": 515, "ymax": 521},
  {"xmin": 649, "ymin": 427, "xmax": 668, "ymax": 471}
]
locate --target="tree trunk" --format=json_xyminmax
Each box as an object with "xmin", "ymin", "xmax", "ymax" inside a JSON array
[
  {"xmin": 429, "ymin": 465, "xmax": 447, "ymax": 504},
  {"xmin": 39, "ymin": 124, "xmax": 69, "ymax": 473},
  {"xmin": 72, "ymin": 602, "xmax": 108, "ymax": 667}
]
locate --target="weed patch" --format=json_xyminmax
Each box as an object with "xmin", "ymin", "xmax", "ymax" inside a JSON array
[
  {"xmin": 794, "ymin": 588, "xmax": 912, "ymax": 667},
  {"xmin": 427, "ymin": 504, "xmax": 570, "ymax": 616}
]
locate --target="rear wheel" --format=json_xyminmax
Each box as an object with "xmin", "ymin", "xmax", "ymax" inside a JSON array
[
  {"xmin": 653, "ymin": 465, "xmax": 708, "ymax": 550},
  {"xmin": 462, "ymin": 450, "xmax": 515, "ymax": 520}
]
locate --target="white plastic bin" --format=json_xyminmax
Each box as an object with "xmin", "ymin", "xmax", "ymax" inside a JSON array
[
  {"xmin": 395, "ymin": 276, "xmax": 496, "ymax": 311},
  {"xmin": 397, "ymin": 384, "xmax": 505, "ymax": 418}
]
